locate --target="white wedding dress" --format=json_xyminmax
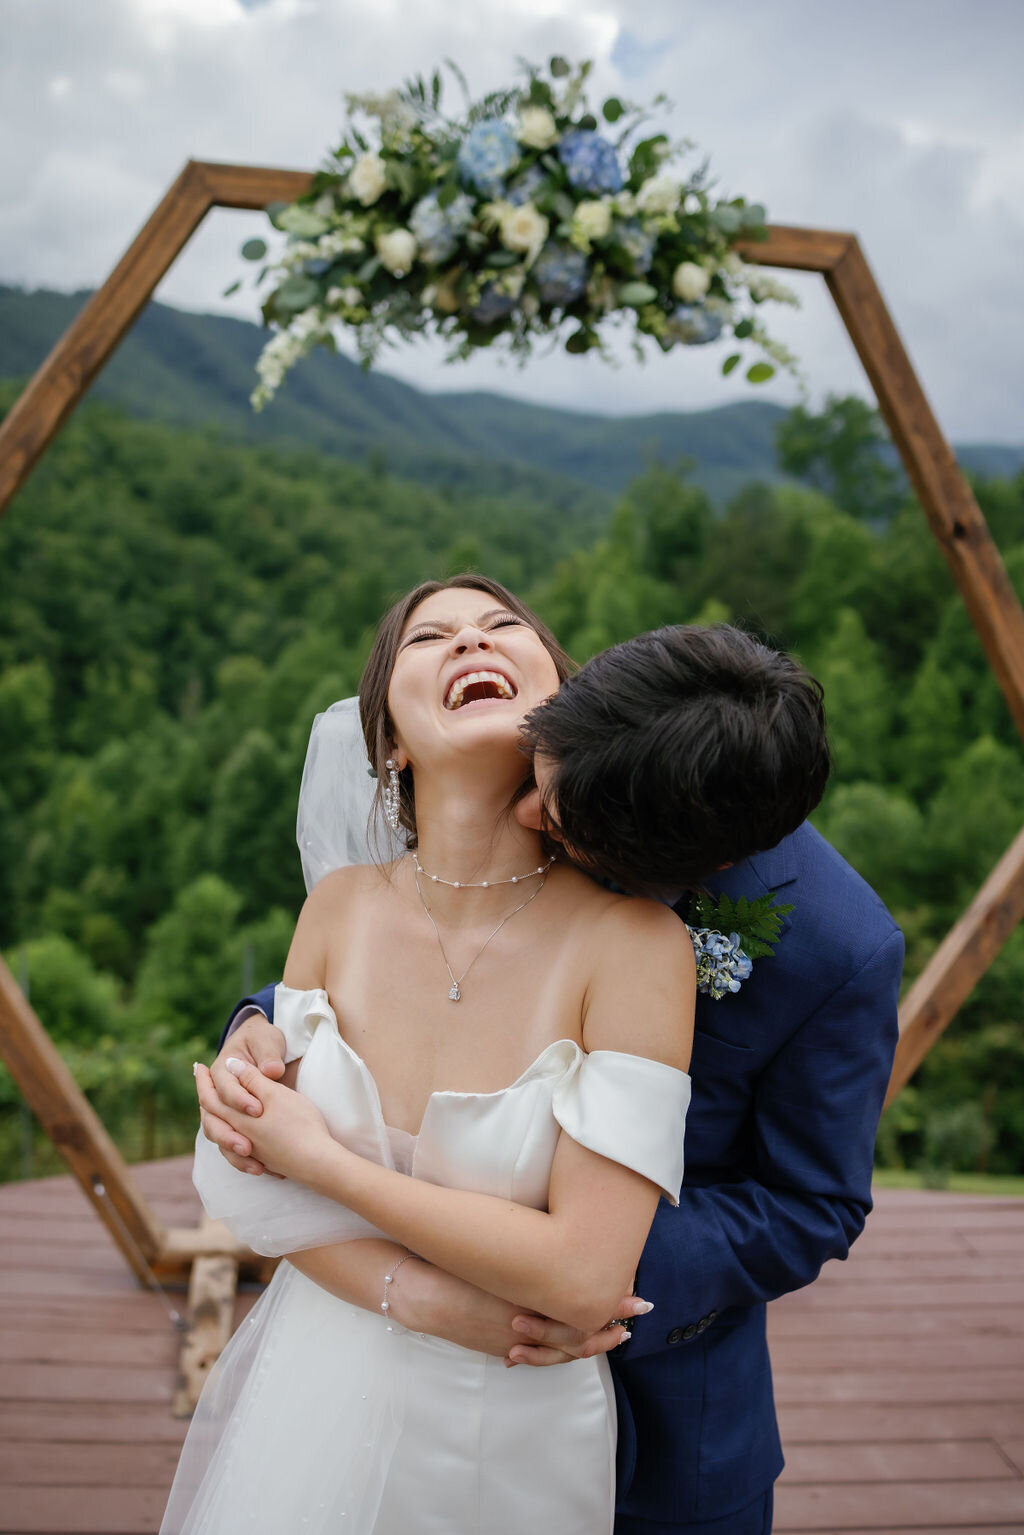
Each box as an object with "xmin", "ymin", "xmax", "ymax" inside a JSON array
[{"xmin": 161, "ymin": 984, "xmax": 691, "ymax": 1535}]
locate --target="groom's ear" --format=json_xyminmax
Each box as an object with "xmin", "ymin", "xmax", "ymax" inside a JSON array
[{"xmin": 514, "ymin": 786, "xmax": 544, "ymax": 831}]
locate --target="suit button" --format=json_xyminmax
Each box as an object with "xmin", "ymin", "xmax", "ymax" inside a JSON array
[
  {"xmin": 666, "ymin": 1327, "xmax": 684, "ymax": 1345},
  {"xmin": 682, "ymin": 1323, "xmax": 698, "ymax": 1340}
]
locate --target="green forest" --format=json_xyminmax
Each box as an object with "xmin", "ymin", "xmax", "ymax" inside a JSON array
[{"xmin": 2, "ymin": 377, "xmax": 1023, "ymax": 1184}]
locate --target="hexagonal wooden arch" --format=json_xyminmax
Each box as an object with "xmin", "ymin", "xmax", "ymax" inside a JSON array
[{"xmin": 0, "ymin": 159, "xmax": 1022, "ymax": 1322}]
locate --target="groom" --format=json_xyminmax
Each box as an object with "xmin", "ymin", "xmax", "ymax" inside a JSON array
[{"xmin": 198, "ymin": 623, "xmax": 903, "ymax": 1535}]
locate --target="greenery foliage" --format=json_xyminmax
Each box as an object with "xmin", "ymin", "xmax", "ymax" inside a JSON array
[{"xmin": 1, "ymin": 380, "xmax": 1022, "ymax": 1180}]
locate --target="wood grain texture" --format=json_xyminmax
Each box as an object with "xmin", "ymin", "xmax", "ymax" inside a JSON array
[
  {"xmin": 887, "ymin": 824, "xmax": 1024, "ymax": 1101},
  {"xmin": 0, "ymin": 1161, "xmax": 1021, "ymax": 1533}
]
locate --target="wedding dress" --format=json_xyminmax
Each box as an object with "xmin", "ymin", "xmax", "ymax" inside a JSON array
[{"xmin": 160, "ymin": 984, "xmax": 691, "ymax": 1535}]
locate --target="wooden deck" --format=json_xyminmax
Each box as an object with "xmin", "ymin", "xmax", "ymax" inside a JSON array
[{"xmin": 0, "ymin": 1161, "xmax": 1022, "ymax": 1534}]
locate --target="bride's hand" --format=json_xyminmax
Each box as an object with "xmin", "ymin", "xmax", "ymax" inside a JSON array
[{"xmin": 198, "ymin": 1059, "xmax": 334, "ymax": 1183}]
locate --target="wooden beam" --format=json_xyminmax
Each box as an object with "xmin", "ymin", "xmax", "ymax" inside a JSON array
[
  {"xmin": 0, "ymin": 955, "xmax": 165, "ymax": 1279},
  {"xmin": 172, "ymin": 1220, "xmax": 240, "ymax": 1417},
  {"xmin": 886, "ymin": 824, "xmax": 1024, "ymax": 1104},
  {"xmin": 735, "ymin": 224, "xmax": 853, "ymax": 273},
  {"xmin": 825, "ymin": 239, "xmax": 1024, "ymax": 743}
]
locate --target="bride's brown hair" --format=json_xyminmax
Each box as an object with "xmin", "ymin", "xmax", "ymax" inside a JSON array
[{"xmin": 359, "ymin": 573, "xmax": 575, "ymax": 847}]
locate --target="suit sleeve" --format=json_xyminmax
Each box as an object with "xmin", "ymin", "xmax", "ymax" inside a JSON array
[
  {"xmin": 216, "ymin": 981, "xmax": 279, "ymax": 1054},
  {"xmin": 626, "ymin": 926, "xmax": 903, "ymax": 1359}
]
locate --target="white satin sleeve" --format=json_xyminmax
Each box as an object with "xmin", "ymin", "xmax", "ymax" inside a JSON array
[
  {"xmin": 192, "ymin": 986, "xmax": 387, "ymax": 1256},
  {"xmin": 552, "ymin": 1050, "xmax": 691, "ymax": 1205}
]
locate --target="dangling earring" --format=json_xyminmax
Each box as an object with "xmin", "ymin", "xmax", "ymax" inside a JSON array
[{"xmin": 383, "ymin": 759, "xmax": 401, "ymax": 832}]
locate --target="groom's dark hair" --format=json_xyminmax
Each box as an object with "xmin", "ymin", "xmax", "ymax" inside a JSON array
[{"xmin": 521, "ymin": 624, "xmax": 831, "ymax": 894}]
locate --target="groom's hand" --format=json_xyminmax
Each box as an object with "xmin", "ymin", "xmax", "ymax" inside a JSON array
[{"xmin": 196, "ymin": 1015, "xmax": 289, "ymax": 1175}]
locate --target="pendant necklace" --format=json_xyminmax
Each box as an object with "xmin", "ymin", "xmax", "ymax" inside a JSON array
[{"xmin": 412, "ymin": 860, "xmax": 549, "ymax": 1001}]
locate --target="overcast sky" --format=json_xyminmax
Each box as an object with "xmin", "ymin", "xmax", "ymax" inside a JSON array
[{"xmin": 3, "ymin": 0, "xmax": 1023, "ymax": 441}]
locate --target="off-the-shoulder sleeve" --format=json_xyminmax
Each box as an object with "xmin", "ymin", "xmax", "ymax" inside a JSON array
[
  {"xmin": 194, "ymin": 984, "xmax": 387, "ymax": 1256},
  {"xmin": 552, "ymin": 1050, "xmax": 691, "ymax": 1205},
  {"xmin": 274, "ymin": 984, "xmax": 337, "ymax": 1064}
]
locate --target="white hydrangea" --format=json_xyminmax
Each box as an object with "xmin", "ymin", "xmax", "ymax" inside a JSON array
[
  {"xmin": 611, "ymin": 190, "xmax": 637, "ymax": 217},
  {"xmin": 573, "ymin": 199, "xmax": 612, "ymax": 243},
  {"xmin": 345, "ymin": 90, "xmax": 417, "ymax": 132},
  {"xmin": 376, "ymin": 227, "xmax": 417, "ymax": 273},
  {"xmin": 499, "ymin": 201, "xmax": 549, "ymax": 264},
  {"xmin": 326, "ymin": 285, "xmax": 363, "ymax": 308},
  {"xmin": 672, "ymin": 261, "xmax": 711, "ymax": 302},
  {"xmin": 348, "ymin": 152, "xmax": 388, "ymax": 207},
  {"xmin": 518, "ymin": 105, "xmax": 558, "ymax": 150},
  {"xmin": 636, "ymin": 173, "xmax": 681, "ymax": 215}
]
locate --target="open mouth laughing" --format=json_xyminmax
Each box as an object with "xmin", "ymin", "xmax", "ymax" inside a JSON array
[{"xmin": 444, "ymin": 669, "xmax": 519, "ymax": 711}]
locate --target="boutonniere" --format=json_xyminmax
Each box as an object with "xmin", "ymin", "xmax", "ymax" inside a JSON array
[{"xmin": 685, "ymin": 891, "xmax": 794, "ymax": 1000}]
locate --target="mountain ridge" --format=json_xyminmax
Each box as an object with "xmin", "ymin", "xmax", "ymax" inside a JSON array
[{"xmin": 2, "ymin": 285, "xmax": 1022, "ymax": 502}]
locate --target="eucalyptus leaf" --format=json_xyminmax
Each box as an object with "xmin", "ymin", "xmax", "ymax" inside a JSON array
[
  {"xmin": 602, "ymin": 97, "xmax": 624, "ymax": 123},
  {"xmin": 746, "ymin": 361, "xmax": 775, "ymax": 383},
  {"xmin": 619, "ymin": 281, "xmax": 657, "ymax": 308},
  {"xmin": 734, "ymin": 318, "xmax": 754, "ymax": 339},
  {"xmin": 274, "ymin": 275, "xmax": 320, "ymax": 313},
  {"xmin": 565, "ymin": 328, "xmax": 592, "ymax": 354},
  {"xmin": 529, "ymin": 78, "xmax": 553, "ymax": 107},
  {"xmin": 578, "ymin": 113, "xmax": 598, "ymax": 131},
  {"xmin": 437, "ymin": 179, "xmax": 459, "ymax": 210},
  {"xmin": 221, "ymin": 279, "xmax": 242, "ymax": 298},
  {"xmin": 356, "ymin": 256, "xmax": 382, "ymax": 284},
  {"xmin": 550, "ymin": 55, "xmax": 570, "ymax": 77},
  {"xmin": 276, "ymin": 205, "xmax": 331, "ymax": 238},
  {"xmin": 711, "ymin": 204, "xmax": 742, "ymax": 234},
  {"xmin": 241, "ymin": 238, "xmax": 267, "ymax": 262},
  {"xmin": 722, "ymin": 353, "xmax": 741, "ymax": 376},
  {"xmin": 745, "ymin": 203, "xmax": 767, "ymax": 226},
  {"xmin": 552, "ymin": 192, "xmax": 576, "ymax": 222},
  {"xmin": 483, "ymin": 250, "xmax": 521, "ymax": 269}
]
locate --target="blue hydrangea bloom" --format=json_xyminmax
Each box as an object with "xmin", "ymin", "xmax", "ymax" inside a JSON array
[
  {"xmin": 688, "ymin": 927, "xmax": 754, "ymax": 999},
  {"xmin": 506, "ymin": 165, "xmax": 546, "ymax": 207},
  {"xmin": 615, "ymin": 219, "xmax": 655, "ymax": 275},
  {"xmin": 557, "ymin": 130, "xmax": 623, "ymax": 194},
  {"xmin": 532, "ymin": 242, "xmax": 588, "ymax": 307},
  {"xmin": 457, "ymin": 120, "xmax": 519, "ymax": 198},
  {"xmin": 410, "ymin": 191, "xmax": 474, "ymax": 265},
  {"xmin": 670, "ymin": 304, "xmax": 724, "ymax": 345},
  {"xmin": 302, "ymin": 258, "xmax": 332, "ymax": 277},
  {"xmin": 469, "ymin": 283, "xmax": 517, "ymax": 326}
]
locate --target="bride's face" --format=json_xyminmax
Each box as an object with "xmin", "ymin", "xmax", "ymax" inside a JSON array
[{"xmin": 387, "ymin": 587, "xmax": 561, "ymax": 775}]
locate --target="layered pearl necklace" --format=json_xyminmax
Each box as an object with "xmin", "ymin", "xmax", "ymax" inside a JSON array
[{"xmin": 411, "ymin": 853, "xmax": 553, "ymax": 1001}]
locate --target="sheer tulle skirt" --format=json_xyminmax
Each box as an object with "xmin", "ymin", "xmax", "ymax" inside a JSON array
[{"xmin": 160, "ymin": 1261, "xmax": 615, "ymax": 1535}]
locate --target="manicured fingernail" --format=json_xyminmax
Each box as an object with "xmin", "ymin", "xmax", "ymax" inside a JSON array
[
  {"xmin": 192, "ymin": 1062, "xmax": 200, "ymax": 1076},
  {"xmin": 632, "ymin": 1300, "xmax": 654, "ymax": 1314},
  {"xmin": 619, "ymin": 1329, "xmax": 632, "ymax": 1344},
  {"xmin": 224, "ymin": 1057, "xmax": 245, "ymax": 1078},
  {"xmin": 512, "ymin": 1318, "xmax": 531, "ymax": 1333}
]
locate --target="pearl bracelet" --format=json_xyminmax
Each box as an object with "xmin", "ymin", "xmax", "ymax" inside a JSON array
[{"xmin": 381, "ymin": 1252, "xmax": 413, "ymax": 1332}]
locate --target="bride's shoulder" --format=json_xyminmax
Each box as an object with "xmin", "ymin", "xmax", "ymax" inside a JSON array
[{"xmin": 305, "ymin": 862, "xmax": 394, "ymax": 911}]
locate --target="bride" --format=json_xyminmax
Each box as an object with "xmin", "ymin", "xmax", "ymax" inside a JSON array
[{"xmin": 161, "ymin": 574, "xmax": 696, "ymax": 1535}]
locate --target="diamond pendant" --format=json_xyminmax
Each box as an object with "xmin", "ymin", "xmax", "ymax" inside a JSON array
[{"xmin": 448, "ymin": 984, "xmax": 461, "ymax": 1002}]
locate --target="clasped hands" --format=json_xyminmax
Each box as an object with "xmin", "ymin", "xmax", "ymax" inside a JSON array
[{"xmin": 195, "ymin": 1015, "xmax": 651, "ymax": 1366}]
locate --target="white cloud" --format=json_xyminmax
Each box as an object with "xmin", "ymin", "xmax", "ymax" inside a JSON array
[{"xmin": 2, "ymin": 0, "xmax": 1022, "ymax": 441}]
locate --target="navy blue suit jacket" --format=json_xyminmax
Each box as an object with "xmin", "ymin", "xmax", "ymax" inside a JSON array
[{"xmin": 219, "ymin": 821, "xmax": 902, "ymax": 1527}]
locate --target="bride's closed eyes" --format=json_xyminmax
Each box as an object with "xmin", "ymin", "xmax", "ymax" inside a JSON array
[{"xmin": 402, "ymin": 613, "xmax": 526, "ymax": 646}]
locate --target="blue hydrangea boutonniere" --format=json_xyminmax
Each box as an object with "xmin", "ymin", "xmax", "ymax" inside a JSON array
[{"xmin": 686, "ymin": 891, "xmax": 794, "ymax": 1000}]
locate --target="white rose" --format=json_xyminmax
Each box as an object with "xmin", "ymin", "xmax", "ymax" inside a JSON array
[
  {"xmin": 499, "ymin": 202, "xmax": 549, "ymax": 263},
  {"xmin": 518, "ymin": 106, "xmax": 558, "ymax": 150},
  {"xmin": 672, "ymin": 261, "xmax": 712, "ymax": 302},
  {"xmin": 636, "ymin": 173, "xmax": 681, "ymax": 215},
  {"xmin": 376, "ymin": 227, "xmax": 417, "ymax": 273},
  {"xmin": 573, "ymin": 199, "xmax": 611, "ymax": 242},
  {"xmin": 348, "ymin": 152, "xmax": 388, "ymax": 207}
]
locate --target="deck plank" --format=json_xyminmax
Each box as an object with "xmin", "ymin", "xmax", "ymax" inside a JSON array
[{"xmin": 1, "ymin": 1162, "xmax": 1022, "ymax": 1532}]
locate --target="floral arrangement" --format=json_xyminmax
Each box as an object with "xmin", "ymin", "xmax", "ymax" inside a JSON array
[
  {"xmin": 233, "ymin": 57, "xmax": 800, "ymax": 409},
  {"xmin": 686, "ymin": 891, "xmax": 794, "ymax": 1000}
]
